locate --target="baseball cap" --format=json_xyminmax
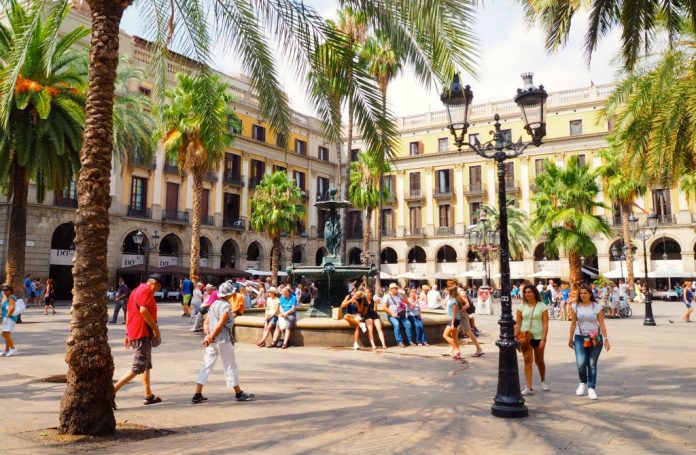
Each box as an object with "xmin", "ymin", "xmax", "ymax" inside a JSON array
[
  {"xmin": 217, "ymin": 280, "xmax": 237, "ymax": 298},
  {"xmin": 1, "ymin": 283, "xmax": 12, "ymax": 292},
  {"xmin": 389, "ymin": 283, "xmax": 398, "ymax": 290},
  {"xmin": 268, "ymin": 286, "xmax": 277, "ymax": 294},
  {"xmin": 148, "ymin": 274, "xmax": 164, "ymax": 285}
]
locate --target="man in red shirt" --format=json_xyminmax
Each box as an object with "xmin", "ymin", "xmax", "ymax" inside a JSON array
[{"xmin": 113, "ymin": 274, "xmax": 163, "ymax": 408}]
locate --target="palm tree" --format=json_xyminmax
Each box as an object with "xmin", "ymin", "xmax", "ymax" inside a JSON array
[
  {"xmin": 0, "ymin": 0, "xmax": 87, "ymax": 293},
  {"xmin": 1, "ymin": 0, "xmax": 478, "ymax": 435},
  {"xmin": 250, "ymin": 171, "xmax": 305, "ymax": 286},
  {"xmin": 597, "ymin": 144, "xmax": 648, "ymax": 294},
  {"xmin": 155, "ymin": 73, "xmax": 238, "ymax": 280},
  {"xmin": 481, "ymin": 203, "xmax": 533, "ymax": 262},
  {"xmin": 348, "ymin": 150, "xmax": 391, "ymax": 264},
  {"xmin": 601, "ymin": 34, "xmax": 696, "ymax": 189},
  {"xmin": 361, "ymin": 31, "xmax": 402, "ymax": 293},
  {"xmin": 532, "ymin": 157, "xmax": 612, "ymax": 291},
  {"xmin": 520, "ymin": 0, "xmax": 696, "ymax": 70}
]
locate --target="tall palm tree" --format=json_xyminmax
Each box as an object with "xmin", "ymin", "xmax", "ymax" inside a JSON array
[
  {"xmin": 0, "ymin": 0, "xmax": 87, "ymax": 293},
  {"xmin": 250, "ymin": 171, "xmax": 305, "ymax": 286},
  {"xmin": 480, "ymin": 202, "xmax": 533, "ymax": 262},
  {"xmin": 520, "ymin": 0, "xmax": 696, "ymax": 70},
  {"xmin": 361, "ymin": 30, "xmax": 401, "ymax": 292},
  {"xmin": 597, "ymin": 144, "xmax": 648, "ymax": 294},
  {"xmin": 1, "ymin": 0, "xmax": 477, "ymax": 435},
  {"xmin": 532, "ymin": 157, "xmax": 612, "ymax": 291},
  {"xmin": 348, "ymin": 150, "xmax": 391, "ymax": 264},
  {"xmin": 155, "ymin": 73, "xmax": 238, "ymax": 280}
]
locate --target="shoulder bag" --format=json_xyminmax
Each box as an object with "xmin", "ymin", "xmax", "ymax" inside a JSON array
[{"xmin": 516, "ymin": 303, "xmax": 537, "ymax": 350}]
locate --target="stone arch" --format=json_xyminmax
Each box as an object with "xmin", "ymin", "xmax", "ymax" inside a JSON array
[
  {"xmin": 122, "ymin": 229, "xmax": 149, "ymax": 253},
  {"xmin": 51, "ymin": 223, "xmax": 75, "ymax": 250},
  {"xmin": 159, "ymin": 233, "xmax": 183, "ymax": 266},
  {"xmin": 315, "ymin": 247, "xmax": 327, "ymax": 266},
  {"xmin": 533, "ymin": 242, "xmax": 558, "ymax": 261},
  {"xmin": 348, "ymin": 247, "xmax": 362, "ymax": 265},
  {"xmin": 650, "ymin": 236, "xmax": 682, "ymax": 260},
  {"xmin": 407, "ymin": 246, "xmax": 426, "ymax": 263},
  {"xmin": 291, "ymin": 245, "xmax": 303, "ymax": 264},
  {"xmin": 199, "ymin": 236, "xmax": 213, "ymax": 264},
  {"xmin": 436, "ymin": 244, "xmax": 457, "ymax": 263},
  {"xmin": 247, "ymin": 241, "xmax": 263, "ymax": 261},
  {"xmin": 49, "ymin": 223, "xmax": 76, "ymax": 300},
  {"xmin": 380, "ymin": 247, "xmax": 398, "ymax": 264},
  {"xmin": 220, "ymin": 239, "xmax": 240, "ymax": 268}
]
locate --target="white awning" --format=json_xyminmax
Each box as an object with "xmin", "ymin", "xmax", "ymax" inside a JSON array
[
  {"xmin": 602, "ymin": 268, "xmax": 644, "ymax": 279},
  {"xmin": 396, "ymin": 271, "xmax": 428, "ymax": 280},
  {"xmin": 245, "ymin": 269, "xmax": 288, "ymax": 277},
  {"xmin": 434, "ymin": 272, "xmax": 457, "ymax": 280},
  {"xmin": 581, "ymin": 267, "xmax": 599, "ymax": 279},
  {"xmin": 527, "ymin": 269, "xmax": 561, "ymax": 278},
  {"xmin": 493, "ymin": 272, "xmax": 526, "ymax": 280},
  {"xmin": 648, "ymin": 266, "xmax": 696, "ymax": 278},
  {"xmin": 379, "ymin": 271, "xmax": 396, "ymax": 279},
  {"xmin": 457, "ymin": 269, "xmax": 487, "ymax": 279}
]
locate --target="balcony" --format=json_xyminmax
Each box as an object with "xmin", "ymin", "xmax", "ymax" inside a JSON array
[
  {"xmin": 223, "ymin": 172, "xmax": 245, "ymax": 187},
  {"xmin": 296, "ymin": 223, "xmax": 308, "ymax": 237},
  {"xmin": 202, "ymin": 171, "xmax": 218, "ymax": 183},
  {"xmin": 433, "ymin": 187, "xmax": 454, "ymax": 199},
  {"xmin": 437, "ymin": 226, "xmax": 454, "ymax": 236},
  {"xmin": 463, "ymin": 185, "xmax": 485, "ymax": 197},
  {"xmin": 381, "ymin": 228, "xmax": 395, "ymax": 237},
  {"xmin": 316, "ymin": 191, "xmax": 329, "ymax": 202},
  {"xmin": 161, "ymin": 210, "xmax": 189, "ymax": 223},
  {"xmin": 127, "ymin": 206, "xmax": 151, "ymax": 219},
  {"xmin": 53, "ymin": 196, "xmax": 78, "ymax": 208},
  {"xmin": 223, "ymin": 217, "xmax": 246, "ymax": 231},
  {"xmin": 406, "ymin": 228, "xmax": 425, "ymax": 237},
  {"xmin": 131, "ymin": 156, "xmax": 156, "ymax": 170},
  {"xmin": 405, "ymin": 188, "xmax": 424, "ymax": 201},
  {"xmin": 249, "ymin": 176, "xmax": 264, "ymax": 190},
  {"xmin": 656, "ymin": 213, "xmax": 676, "ymax": 225},
  {"xmin": 201, "ymin": 215, "xmax": 215, "ymax": 226},
  {"xmin": 382, "ymin": 192, "xmax": 395, "ymax": 204},
  {"xmin": 300, "ymin": 190, "xmax": 309, "ymax": 201},
  {"xmin": 163, "ymin": 163, "xmax": 182, "ymax": 175},
  {"xmin": 495, "ymin": 183, "xmax": 520, "ymax": 195}
]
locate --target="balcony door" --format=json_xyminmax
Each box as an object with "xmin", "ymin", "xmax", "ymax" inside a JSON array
[
  {"xmin": 201, "ymin": 189, "xmax": 210, "ymax": 222},
  {"xmin": 165, "ymin": 183, "xmax": 179, "ymax": 217}
]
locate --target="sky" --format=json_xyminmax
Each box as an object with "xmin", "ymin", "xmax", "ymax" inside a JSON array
[{"xmin": 120, "ymin": 0, "xmax": 623, "ymax": 118}]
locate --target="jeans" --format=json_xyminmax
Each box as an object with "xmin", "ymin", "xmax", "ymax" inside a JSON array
[
  {"xmin": 573, "ymin": 335, "xmax": 603, "ymax": 389},
  {"xmin": 387, "ymin": 316, "xmax": 412, "ymax": 344},
  {"xmin": 111, "ymin": 300, "xmax": 127, "ymax": 323},
  {"xmin": 409, "ymin": 315, "xmax": 427, "ymax": 344}
]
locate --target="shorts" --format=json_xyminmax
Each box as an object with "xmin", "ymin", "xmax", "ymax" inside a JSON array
[
  {"xmin": 365, "ymin": 311, "xmax": 380, "ymax": 320},
  {"xmin": 684, "ymin": 301, "xmax": 692, "ymax": 309},
  {"xmin": 130, "ymin": 338, "xmax": 153, "ymax": 374},
  {"xmin": 2, "ymin": 318, "xmax": 16, "ymax": 333},
  {"xmin": 278, "ymin": 315, "xmax": 296, "ymax": 330},
  {"xmin": 610, "ymin": 300, "xmax": 620, "ymax": 310},
  {"xmin": 266, "ymin": 316, "xmax": 278, "ymax": 325},
  {"xmin": 183, "ymin": 294, "xmax": 192, "ymax": 306},
  {"xmin": 450, "ymin": 319, "xmax": 461, "ymax": 328},
  {"xmin": 530, "ymin": 339, "xmax": 541, "ymax": 348},
  {"xmin": 44, "ymin": 298, "xmax": 54, "ymax": 306},
  {"xmin": 458, "ymin": 315, "xmax": 472, "ymax": 332},
  {"xmin": 345, "ymin": 314, "xmax": 363, "ymax": 323}
]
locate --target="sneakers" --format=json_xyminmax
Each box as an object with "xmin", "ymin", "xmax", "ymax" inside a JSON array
[
  {"xmin": 0, "ymin": 351, "xmax": 5, "ymax": 357},
  {"xmin": 235, "ymin": 391, "xmax": 255, "ymax": 401},
  {"xmin": 4, "ymin": 349, "xmax": 17, "ymax": 357},
  {"xmin": 353, "ymin": 342, "xmax": 360, "ymax": 351},
  {"xmin": 359, "ymin": 322, "xmax": 367, "ymax": 333},
  {"xmin": 521, "ymin": 387, "xmax": 534, "ymax": 396},
  {"xmin": 587, "ymin": 388, "xmax": 598, "ymax": 400},
  {"xmin": 541, "ymin": 382, "xmax": 550, "ymax": 391},
  {"xmin": 191, "ymin": 393, "xmax": 208, "ymax": 404},
  {"xmin": 398, "ymin": 342, "xmax": 405, "ymax": 348},
  {"xmin": 576, "ymin": 383, "xmax": 588, "ymax": 396}
]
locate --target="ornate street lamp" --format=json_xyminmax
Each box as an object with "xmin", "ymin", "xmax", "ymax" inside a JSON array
[
  {"xmin": 442, "ymin": 72, "xmax": 548, "ymax": 419},
  {"xmin": 133, "ymin": 229, "xmax": 160, "ymax": 279},
  {"xmin": 628, "ymin": 213, "xmax": 658, "ymax": 325}
]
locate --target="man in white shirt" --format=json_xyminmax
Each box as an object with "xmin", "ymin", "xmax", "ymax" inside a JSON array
[
  {"xmin": 427, "ymin": 284, "xmax": 443, "ymax": 309},
  {"xmin": 536, "ymin": 282, "xmax": 544, "ymax": 296},
  {"xmin": 546, "ymin": 279, "xmax": 556, "ymax": 304}
]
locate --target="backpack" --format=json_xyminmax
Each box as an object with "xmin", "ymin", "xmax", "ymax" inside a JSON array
[{"xmin": 13, "ymin": 298, "xmax": 26, "ymax": 316}]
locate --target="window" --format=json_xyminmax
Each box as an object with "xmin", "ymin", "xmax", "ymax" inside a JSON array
[
  {"xmin": 577, "ymin": 154, "xmax": 586, "ymax": 167},
  {"xmin": 276, "ymin": 133, "xmax": 286, "ymax": 148},
  {"xmin": 318, "ymin": 146, "xmax": 329, "ymax": 161},
  {"xmin": 164, "ymin": 182, "xmax": 179, "ymax": 218},
  {"xmin": 438, "ymin": 138, "xmax": 449, "ymax": 153},
  {"xmin": 62, "ymin": 181, "xmax": 77, "ymax": 200},
  {"xmin": 250, "ymin": 159, "xmax": 265, "ymax": 188},
  {"xmin": 201, "ymin": 188, "xmax": 210, "ymax": 223},
  {"xmin": 409, "ymin": 141, "xmax": 423, "ymax": 156},
  {"xmin": 382, "ymin": 209, "xmax": 394, "ymax": 235},
  {"xmin": 501, "ymin": 129, "xmax": 512, "ymax": 143},
  {"xmin": 409, "ymin": 172, "xmax": 421, "ymax": 195},
  {"xmin": 612, "ymin": 201, "xmax": 622, "ymax": 226},
  {"xmin": 224, "ymin": 153, "xmax": 241, "ymax": 178},
  {"xmin": 652, "ymin": 189, "xmax": 672, "ymax": 218},
  {"xmin": 607, "ymin": 116, "xmax": 616, "ymax": 132},
  {"xmin": 534, "ymin": 158, "xmax": 547, "ymax": 177},
  {"xmin": 130, "ymin": 177, "xmax": 147, "ymax": 211},
  {"xmin": 504, "ymin": 162, "xmax": 515, "ymax": 188},
  {"xmin": 230, "ymin": 117, "xmax": 242, "ymax": 135},
  {"xmin": 469, "ymin": 201, "xmax": 481, "ymax": 224},
  {"xmin": 409, "ymin": 207, "xmax": 422, "ymax": 233},
  {"xmin": 439, "ymin": 204, "xmax": 452, "ymax": 227},
  {"xmin": 350, "ymin": 148, "xmax": 360, "ymax": 162},
  {"xmin": 570, "ymin": 120, "xmax": 583, "ymax": 136},
  {"xmin": 469, "ymin": 133, "xmax": 480, "ymax": 146},
  {"xmin": 436, "ymin": 169, "xmax": 452, "ymax": 194},
  {"xmin": 317, "ymin": 209, "xmax": 327, "ymax": 237},
  {"xmin": 317, "ymin": 176, "xmax": 330, "ymax": 200},
  {"xmin": 348, "ymin": 211, "xmax": 363, "ymax": 235},
  {"xmin": 293, "ymin": 170, "xmax": 306, "ymax": 192},
  {"xmin": 273, "ymin": 165, "xmax": 287, "ymax": 174},
  {"xmin": 295, "ymin": 139, "xmax": 307, "ymax": 155},
  {"xmin": 468, "ymin": 165, "xmax": 482, "ymax": 191},
  {"xmin": 384, "ymin": 175, "xmax": 395, "ymax": 196},
  {"xmin": 223, "ymin": 193, "xmax": 241, "ymax": 223},
  {"xmin": 252, "ymin": 124, "xmax": 266, "ymax": 142}
]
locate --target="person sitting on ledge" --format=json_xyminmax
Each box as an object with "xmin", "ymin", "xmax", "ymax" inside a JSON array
[
  {"xmin": 258, "ymin": 287, "xmax": 279, "ymax": 347},
  {"xmin": 271, "ymin": 287, "xmax": 297, "ymax": 349},
  {"xmin": 341, "ymin": 289, "xmax": 368, "ymax": 350},
  {"xmin": 364, "ymin": 288, "xmax": 387, "ymax": 351},
  {"xmin": 382, "ymin": 283, "xmax": 413, "ymax": 348}
]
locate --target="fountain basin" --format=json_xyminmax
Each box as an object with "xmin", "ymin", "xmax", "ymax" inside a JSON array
[{"xmin": 233, "ymin": 310, "xmax": 450, "ymax": 347}]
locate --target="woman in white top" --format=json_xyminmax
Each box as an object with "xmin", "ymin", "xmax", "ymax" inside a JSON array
[
  {"xmin": 568, "ymin": 285, "xmax": 611, "ymax": 400},
  {"xmin": 191, "ymin": 282, "xmax": 204, "ymax": 320},
  {"xmin": 257, "ymin": 287, "xmax": 279, "ymax": 347}
]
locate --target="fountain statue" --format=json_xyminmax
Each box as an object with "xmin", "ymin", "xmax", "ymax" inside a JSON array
[{"xmin": 288, "ymin": 188, "xmax": 376, "ymax": 316}]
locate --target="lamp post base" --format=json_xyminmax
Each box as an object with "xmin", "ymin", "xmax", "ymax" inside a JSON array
[
  {"xmin": 491, "ymin": 337, "xmax": 528, "ymax": 419},
  {"xmin": 492, "ymin": 401, "xmax": 529, "ymax": 418},
  {"xmin": 643, "ymin": 298, "xmax": 656, "ymax": 326}
]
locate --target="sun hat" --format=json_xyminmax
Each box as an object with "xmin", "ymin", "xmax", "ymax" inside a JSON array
[
  {"xmin": 268, "ymin": 286, "xmax": 277, "ymax": 294},
  {"xmin": 217, "ymin": 281, "xmax": 237, "ymax": 298},
  {"xmin": 389, "ymin": 283, "xmax": 398, "ymax": 290}
]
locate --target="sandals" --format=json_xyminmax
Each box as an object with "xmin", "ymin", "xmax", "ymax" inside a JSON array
[
  {"xmin": 441, "ymin": 352, "xmax": 452, "ymax": 357},
  {"xmin": 281, "ymin": 344, "xmax": 288, "ymax": 349},
  {"xmin": 451, "ymin": 353, "xmax": 462, "ymax": 360},
  {"xmin": 143, "ymin": 395, "xmax": 162, "ymax": 405},
  {"xmin": 473, "ymin": 351, "xmax": 485, "ymax": 357}
]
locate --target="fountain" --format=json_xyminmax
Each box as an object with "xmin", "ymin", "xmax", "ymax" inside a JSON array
[{"xmin": 288, "ymin": 188, "xmax": 376, "ymax": 317}]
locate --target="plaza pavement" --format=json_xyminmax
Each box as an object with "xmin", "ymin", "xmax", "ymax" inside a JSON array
[{"xmin": 1, "ymin": 300, "xmax": 695, "ymax": 454}]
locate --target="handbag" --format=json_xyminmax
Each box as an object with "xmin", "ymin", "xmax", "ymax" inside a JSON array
[{"xmin": 516, "ymin": 303, "xmax": 538, "ymax": 349}]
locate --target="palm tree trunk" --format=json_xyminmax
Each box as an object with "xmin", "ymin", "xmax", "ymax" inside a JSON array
[
  {"xmin": 189, "ymin": 172, "xmax": 203, "ymax": 279},
  {"xmin": 59, "ymin": 0, "xmax": 125, "ymax": 435},
  {"xmin": 362, "ymin": 208, "xmax": 372, "ymax": 264},
  {"xmin": 568, "ymin": 252, "xmax": 582, "ymax": 294},
  {"xmin": 5, "ymin": 162, "xmax": 28, "ymax": 293},
  {"xmin": 621, "ymin": 201, "xmax": 634, "ymax": 297},
  {"xmin": 271, "ymin": 236, "xmax": 281, "ymax": 286}
]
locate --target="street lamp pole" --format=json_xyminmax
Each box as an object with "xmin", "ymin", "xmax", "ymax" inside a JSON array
[
  {"xmin": 629, "ymin": 213, "xmax": 658, "ymax": 326},
  {"xmin": 442, "ymin": 72, "xmax": 548, "ymax": 418}
]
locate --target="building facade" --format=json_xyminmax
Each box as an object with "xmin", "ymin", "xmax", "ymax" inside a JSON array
[{"xmin": 348, "ymin": 83, "xmax": 696, "ymax": 286}]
